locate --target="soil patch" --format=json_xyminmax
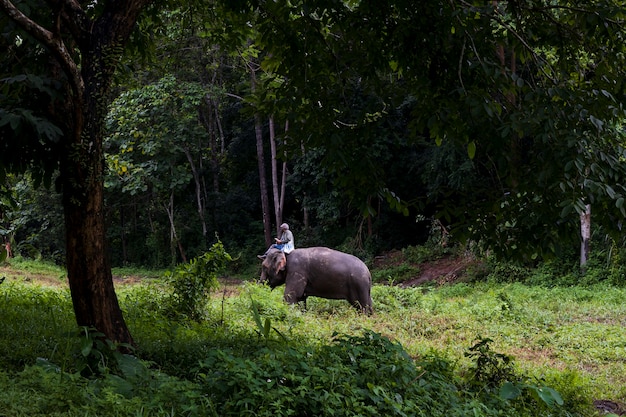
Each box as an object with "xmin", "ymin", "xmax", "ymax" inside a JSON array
[{"xmin": 373, "ymin": 250, "xmax": 483, "ymax": 287}]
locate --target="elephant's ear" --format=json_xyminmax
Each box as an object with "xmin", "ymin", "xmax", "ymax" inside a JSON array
[{"xmin": 275, "ymin": 252, "xmax": 287, "ymax": 275}]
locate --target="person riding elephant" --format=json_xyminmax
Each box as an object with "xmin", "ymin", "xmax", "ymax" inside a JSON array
[
  {"xmin": 258, "ymin": 223, "xmax": 294, "ymax": 259},
  {"xmin": 259, "ymin": 246, "xmax": 373, "ymax": 314}
]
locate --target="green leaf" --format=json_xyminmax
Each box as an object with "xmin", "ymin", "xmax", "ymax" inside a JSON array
[
  {"xmin": 467, "ymin": 141, "xmax": 476, "ymax": 159},
  {"xmin": 535, "ymin": 386, "xmax": 564, "ymax": 407},
  {"xmin": 81, "ymin": 338, "xmax": 93, "ymax": 357},
  {"xmin": 560, "ymin": 204, "xmax": 573, "ymax": 218},
  {"xmin": 263, "ymin": 318, "xmax": 271, "ymax": 338},
  {"xmin": 606, "ymin": 185, "xmax": 616, "ymax": 199},
  {"xmin": 590, "ymin": 115, "xmax": 604, "ymax": 131},
  {"xmin": 499, "ymin": 382, "xmax": 522, "ymax": 400}
]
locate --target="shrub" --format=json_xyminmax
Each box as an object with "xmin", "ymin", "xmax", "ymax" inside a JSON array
[
  {"xmin": 196, "ymin": 331, "xmax": 532, "ymax": 417},
  {"xmin": 164, "ymin": 239, "xmax": 232, "ymax": 321},
  {"xmin": 485, "ymin": 260, "xmax": 532, "ymax": 283},
  {"xmin": 402, "ymin": 243, "xmax": 450, "ymax": 264},
  {"xmin": 371, "ymin": 263, "xmax": 420, "ymax": 284}
]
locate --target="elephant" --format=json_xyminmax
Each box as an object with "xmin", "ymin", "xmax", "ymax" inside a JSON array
[{"xmin": 259, "ymin": 247, "xmax": 373, "ymax": 314}]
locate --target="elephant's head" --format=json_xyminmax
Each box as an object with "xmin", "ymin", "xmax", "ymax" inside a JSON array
[{"xmin": 259, "ymin": 249, "xmax": 287, "ymax": 288}]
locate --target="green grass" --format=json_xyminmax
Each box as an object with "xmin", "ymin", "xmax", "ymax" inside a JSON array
[{"xmin": 0, "ymin": 258, "xmax": 624, "ymax": 416}]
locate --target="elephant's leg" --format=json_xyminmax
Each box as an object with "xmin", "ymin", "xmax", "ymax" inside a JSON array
[
  {"xmin": 283, "ymin": 273, "xmax": 307, "ymax": 305},
  {"xmin": 350, "ymin": 298, "xmax": 365, "ymax": 313},
  {"xmin": 349, "ymin": 290, "xmax": 372, "ymax": 314}
]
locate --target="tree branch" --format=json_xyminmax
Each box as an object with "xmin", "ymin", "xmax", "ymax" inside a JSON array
[
  {"xmin": 0, "ymin": 0, "xmax": 84, "ymax": 97},
  {"xmin": 43, "ymin": 0, "xmax": 90, "ymax": 46}
]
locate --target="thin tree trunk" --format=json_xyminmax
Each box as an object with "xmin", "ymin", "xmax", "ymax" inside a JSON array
[
  {"xmin": 280, "ymin": 121, "xmax": 288, "ymax": 222},
  {"xmin": 164, "ymin": 191, "xmax": 187, "ymax": 265},
  {"xmin": 250, "ymin": 62, "xmax": 272, "ymax": 246},
  {"xmin": 270, "ymin": 118, "xmax": 290, "ymax": 233},
  {"xmin": 184, "ymin": 147, "xmax": 207, "ymax": 238},
  {"xmin": 269, "ymin": 116, "xmax": 282, "ymax": 232},
  {"xmin": 580, "ymin": 204, "xmax": 591, "ymax": 268},
  {"xmin": 300, "ymin": 140, "xmax": 310, "ymax": 229},
  {"xmin": 120, "ymin": 207, "xmax": 127, "ymax": 265}
]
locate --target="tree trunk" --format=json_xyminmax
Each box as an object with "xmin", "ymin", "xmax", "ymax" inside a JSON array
[
  {"xmin": 270, "ymin": 118, "xmax": 289, "ymax": 234},
  {"xmin": 250, "ymin": 63, "xmax": 272, "ymax": 246},
  {"xmin": 63, "ymin": 152, "xmax": 133, "ymax": 345},
  {"xmin": 184, "ymin": 147, "xmax": 207, "ymax": 238},
  {"xmin": 199, "ymin": 94, "xmax": 222, "ymax": 194},
  {"xmin": 280, "ymin": 122, "xmax": 288, "ymax": 225},
  {"xmin": 1, "ymin": 0, "xmax": 151, "ymax": 346},
  {"xmin": 121, "ymin": 208, "xmax": 128, "ymax": 265},
  {"xmin": 256, "ymin": 112, "xmax": 272, "ymax": 247},
  {"xmin": 580, "ymin": 204, "xmax": 591, "ymax": 268},
  {"xmin": 269, "ymin": 116, "xmax": 282, "ymax": 232},
  {"xmin": 164, "ymin": 191, "xmax": 187, "ymax": 264}
]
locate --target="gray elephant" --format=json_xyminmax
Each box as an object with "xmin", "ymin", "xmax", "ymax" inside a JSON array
[{"xmin": 259, "ymin": 247, "xmax": 373, "ymax": 314}]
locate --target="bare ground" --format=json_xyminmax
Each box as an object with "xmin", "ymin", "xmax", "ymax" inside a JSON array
[{"xmin": 372, "ymin": 249, "xmax": 484, "ymax": 287}]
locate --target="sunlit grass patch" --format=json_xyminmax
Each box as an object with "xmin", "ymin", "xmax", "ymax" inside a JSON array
[
  {"xmin": 0, "ymin": 282, "xmax": 76, "ymax": 372},
  {"xmin": 1, "ymin": 256, "xmax": 67, "ymax": 287}
]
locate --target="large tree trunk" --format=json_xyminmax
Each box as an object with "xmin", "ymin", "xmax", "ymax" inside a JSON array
[
  {"xmin": 62, "ymin": 66, "xmax": 134, "ymax": 346},
  {"xmin": 62, "ymin": 11, "xmax": 147, "ymax": 346},
  {"xmin": 62, "ymin": 145, "xmax": 133, "ymax": 345},
  {"xmin": 1, "ymin": 0, "xmax": 151, "ymax": 346}
]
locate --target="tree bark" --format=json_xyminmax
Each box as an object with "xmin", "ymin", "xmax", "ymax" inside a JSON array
[
  {"xmin": 269, "ymin": 116, "xmax": 282, "ymax": 232},
  {"xmin": 184, "ymin": 146, "xmax": 207, "ymax": 239},
  {"xmin": 270, "ymin": 118, "xmax": 289, "ymax": 234},
  {"xmin": 1, "ymin": 0, "xmax": 151, "ymax": 346},
  {"xmin": 280, "ymin": 122, "xmax": 288, "ymax": 226},
  {"xmin": 250, "ymin": 62, "xmax": 272, "ymax": 247},
  {"xmin": 580, "ymin": 204, "xmax": 591, "ymax": 268}
]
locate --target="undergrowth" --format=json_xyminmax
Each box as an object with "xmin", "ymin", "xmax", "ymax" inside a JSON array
[{"xmin": 1, "ymin": 245, "xmax": 625, "ymax": 416}]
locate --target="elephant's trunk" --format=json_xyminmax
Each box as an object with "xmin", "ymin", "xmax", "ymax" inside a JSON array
[{"xmin": 258, "ymin": 268, "xmax": 267, "ymax": 284}]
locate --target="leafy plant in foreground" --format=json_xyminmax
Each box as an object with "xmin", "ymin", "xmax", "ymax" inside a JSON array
[
  {"xmin": 250, "ymin": 297, "xmax": 288, "ymax": 342},
  {"xmin": 196, "ymin": 331, "xmax": 529, "ymax": 416},
  {"xmin": 465, "ymin": 337, "xmax": 516, "ymax": 391},
  {"xmin": 464, "ymin": 337, "xmax": 567, "ymax": 415},
  {"xmin": 164, "ymin": 239, "xmax": 232, "ymax": 320}
]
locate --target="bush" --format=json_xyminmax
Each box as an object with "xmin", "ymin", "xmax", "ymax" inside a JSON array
[
  {"xmin": 164, "ymin": 239, "xmax": 232, "ymax": 321},
  {"xmin": 371, "ymin": 263, "xmax": 421, "ymax": 284},
  {"xmin": 197, "ymin": 331, "xmax": 468, "ymax": 417},
  {"xmin": 402, "ymin": 243, "xmax": 450, "ymax": 264}
]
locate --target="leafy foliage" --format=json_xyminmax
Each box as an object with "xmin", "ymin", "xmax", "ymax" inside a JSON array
[
  {"xmin": 197, "ymin": 331, "xmax": 539, "ymax": 417},
  {"xmin": 224, "ymin": 0, "xmax": 626, "ymax": 260},
  {"xmin": 4, "ymin": 258, "xmax": 625, "ymax": 416},
  {"xmin": 164, "ymin": 239, "xmax": 232, "ymax": 320}
]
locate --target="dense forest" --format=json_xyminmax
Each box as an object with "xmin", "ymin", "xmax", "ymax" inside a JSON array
[
  {"xmin": 2, "ymin": 1, "xmax": 626, "ymax": 340},
  {"xmin": 2, "ymin": 2, "xmax": 626, "ymax": 416},
  {"xmin": 3, "ymin": 0, "xmax": 625, "ymax": 266}
]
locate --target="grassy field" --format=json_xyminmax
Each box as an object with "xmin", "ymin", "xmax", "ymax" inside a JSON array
[{"xmin": 0, "ymin": 256, "xmax": 625, "ymax": 416}]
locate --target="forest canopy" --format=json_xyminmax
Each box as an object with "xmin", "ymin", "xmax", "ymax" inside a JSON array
[{"xmin": 2, "ymin": 0, "xmax": 626, "ymax": 267}]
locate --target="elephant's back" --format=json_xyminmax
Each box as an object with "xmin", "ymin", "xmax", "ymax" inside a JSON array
[{"xmin": 290, "ymin": 247, "xmax": 370, "ymax": 279}]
